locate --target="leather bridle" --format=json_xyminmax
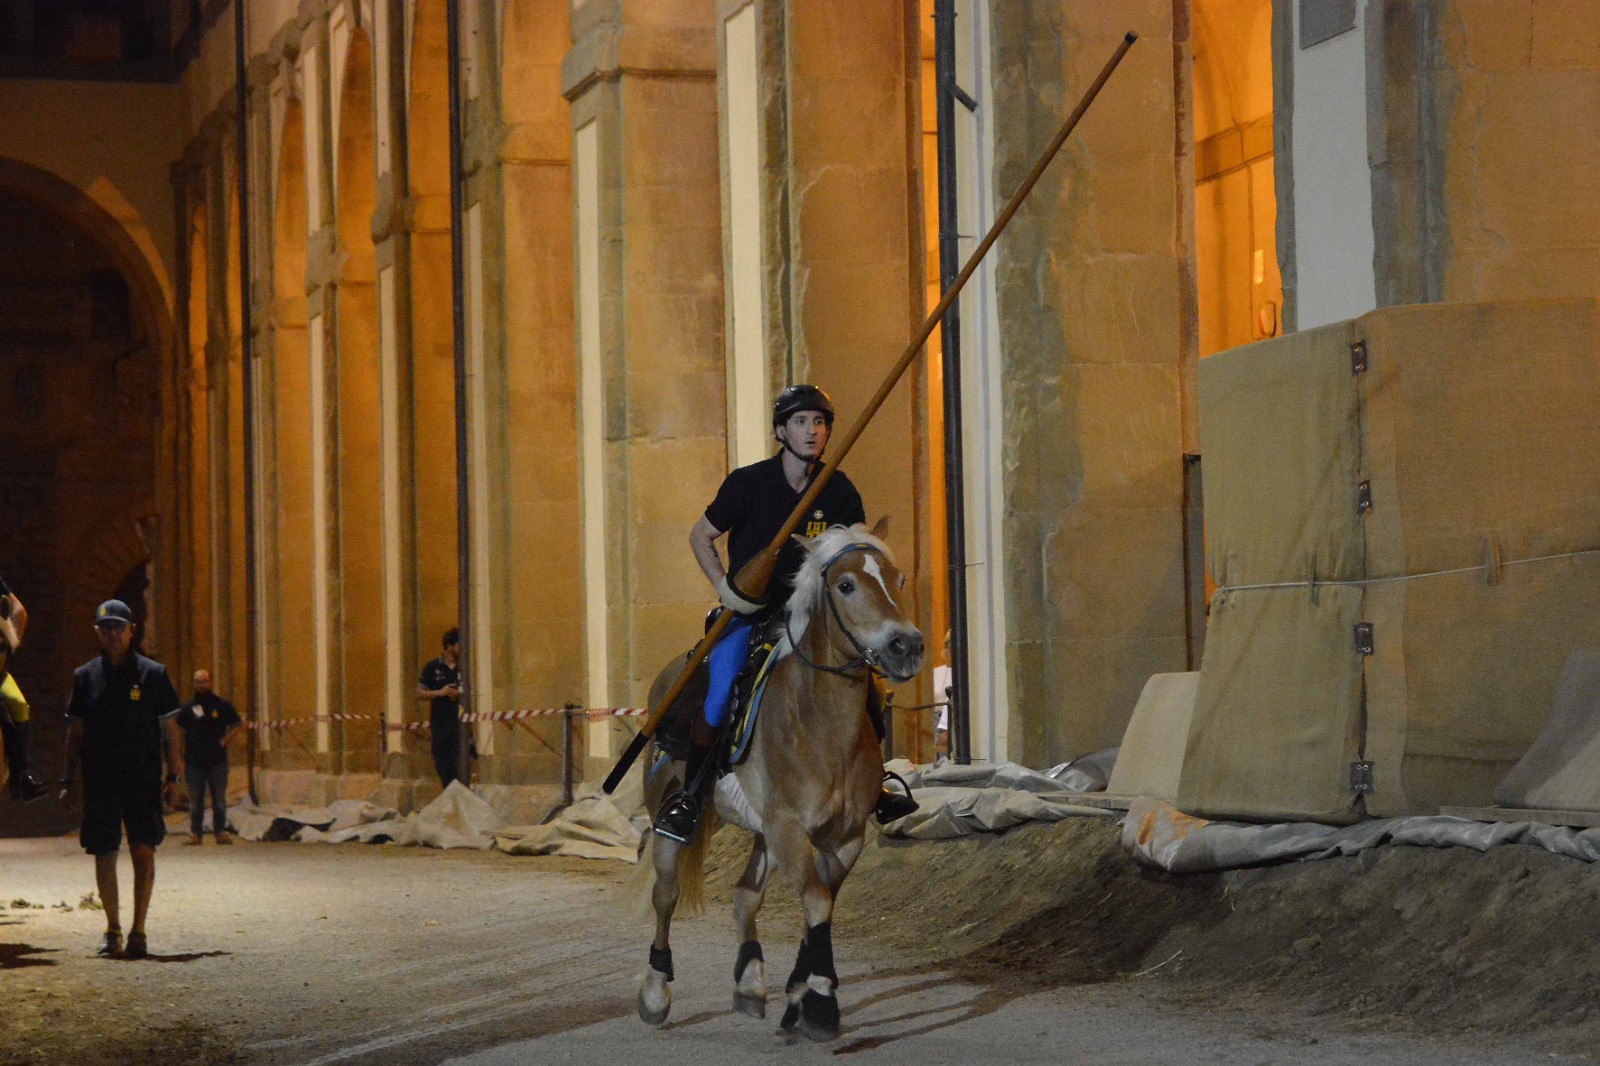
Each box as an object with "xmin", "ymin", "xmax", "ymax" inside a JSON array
[{"xmin": 783, "ymin": 542, "xmax": 890, "ymax": 678}]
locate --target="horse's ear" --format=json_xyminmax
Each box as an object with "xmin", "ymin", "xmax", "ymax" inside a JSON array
[
  {"xmin": 870, "ymin": 515, "xmax": 890, "ymax": 540},
  {"xmin": 791, "ymin": 533, "xmax": 817, "ymax": 554}
]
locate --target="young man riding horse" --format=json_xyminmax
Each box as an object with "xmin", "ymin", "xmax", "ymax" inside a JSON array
[{"xmin": 650, "ymin": 384, "xmax": 919, "ymax": 844}]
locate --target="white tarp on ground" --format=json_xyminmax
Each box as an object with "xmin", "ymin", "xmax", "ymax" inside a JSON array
[
  {"xmin": 878, "ymin": 757, "xmax": 1118, "ymax": 840},
  {"xmin": 1124, "ymin": 796, "xmax": 1600, "ymax": 873},
  {"xmin": 228, "ymin": 783, "xmax": 507, "ymax": 850},
  {"xmin": 494, "ymin": 772, "xmax": 649, "ymax": 863}
]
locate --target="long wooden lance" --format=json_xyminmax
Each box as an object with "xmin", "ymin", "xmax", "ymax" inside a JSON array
[{"xmin": 603, "ymin": 30, "xmax": 1138, "ymax": 794}]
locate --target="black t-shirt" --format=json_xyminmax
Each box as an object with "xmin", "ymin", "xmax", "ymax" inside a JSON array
[
  {"xmin": 419, "ymin": 657, "xmax": 461, "ymax": 728},
  {"xmin": 704, "ymin": 451, "xmax": 866, "ymax": 610},
  {"xmin": 172, "ymin": 692, "xmax": 241, "ymax": 769},
  {"xmin": 66, "ymin": 653, "xmax": 181, "ymax": 788}
]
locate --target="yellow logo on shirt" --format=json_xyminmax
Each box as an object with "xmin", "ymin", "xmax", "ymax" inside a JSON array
[
  {"xmin": 804, "ymin": 509, "xmax": 826, "ymax": 539},
  {"xmin": 130, "ymin": 685, "xmax": 141, "ymax": 702}
]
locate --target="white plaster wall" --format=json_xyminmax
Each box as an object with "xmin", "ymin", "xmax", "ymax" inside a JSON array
[
  {"xmin": 724, "ymin": 4, "xmax": 767, "ymax": 470},
  {"xmin": 1290, "ymin": 0, "xmax": 1376, "ymax": 329},
  {"xmin": 574, "ymin": 120, "xmax": 610, "ymax": 757},
  {"xmin": 954, "ymin": 0, "xmax": 1009, "ymax": 763}
]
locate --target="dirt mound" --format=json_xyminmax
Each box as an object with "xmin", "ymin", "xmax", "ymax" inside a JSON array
[{"xmin": 700, "ymin": 815, "xmax": 1600, "ymax": 1056}]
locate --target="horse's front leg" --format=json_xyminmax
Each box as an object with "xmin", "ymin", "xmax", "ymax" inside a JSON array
[
  {"xmin": 769, "ymin": 817, "xmax": 841, "ymax": 1042},
  {"xmin": 638, "ymin": 835, "xmax": 681, "ymax": 1026},
  {"xmin": 731, "ymin": 834, "xmax": 771, "ymax": 1018}
]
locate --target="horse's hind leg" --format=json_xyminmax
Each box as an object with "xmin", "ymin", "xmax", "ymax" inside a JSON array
[
  {"xmin": 637, "ymin": 834, "xmax": 681, "ymax": 1026},
  {"xmin": 731, "ymin": 834, "xmax": 770, "ymax": 1018}
]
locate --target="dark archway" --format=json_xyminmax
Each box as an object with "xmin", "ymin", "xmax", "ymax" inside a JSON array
[{"xmin": 0, "ymin": 159, "xmax": 171, "ymax": 831}]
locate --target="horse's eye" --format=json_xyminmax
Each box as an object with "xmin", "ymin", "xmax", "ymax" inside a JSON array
[{"xmin": 837, "ymin": 578, "xmax": 855, "ymax": 594}]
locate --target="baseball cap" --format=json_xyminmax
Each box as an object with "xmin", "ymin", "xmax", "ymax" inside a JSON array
[{"xmin": 94, "ymin": 600, "xmax": 134, "ymax": 627}]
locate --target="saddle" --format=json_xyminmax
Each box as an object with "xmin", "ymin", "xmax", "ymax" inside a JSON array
[{"xmin": 655, "ymin": 611, "xmax": 785, "ymax": 771}]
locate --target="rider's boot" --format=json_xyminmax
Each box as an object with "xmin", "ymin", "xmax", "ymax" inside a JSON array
[
  {"xmin": 653, "ymin": 722, "xmax": 715, "ymax": 844},
  {"xmin": 865, "ymin": 678, "xmax": 919, "ymax": 825}
]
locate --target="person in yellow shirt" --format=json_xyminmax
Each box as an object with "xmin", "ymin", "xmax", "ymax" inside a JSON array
[{"xmin": 0, "ymin": 579, "xmax": 46, "ymax": 803}]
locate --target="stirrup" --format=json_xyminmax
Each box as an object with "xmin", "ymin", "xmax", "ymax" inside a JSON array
[
  {"xmin": 874, "ymin": 770, "xmax": 919, "ymax": 825},
  {"xmin": 653, "ymin": 790, "xmax": 702, "ymax": 844}
]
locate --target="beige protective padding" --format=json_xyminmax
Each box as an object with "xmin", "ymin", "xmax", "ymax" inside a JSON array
[
  {"xmin": 1179, "ymin": 586, "xmax": 1366, "ymax": 822},
  {"xmin": 1196, "ymin": 319, "xmax": 1365, "ymax": 589},
  {"xmin": 1106, "ymin": 672, "xmax": 1199, "ymax": 803},
  {"xmin": 1184, "ymin": 298, "xmax": 1600, "ymax": 822}
]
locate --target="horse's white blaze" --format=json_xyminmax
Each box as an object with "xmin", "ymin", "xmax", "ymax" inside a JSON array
[{"xmin": 860, "ymin": 554, "xmax": 896, "ymax": 607}]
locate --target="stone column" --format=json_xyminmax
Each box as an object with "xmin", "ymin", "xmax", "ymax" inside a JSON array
[
  {"xmin": 989, "ymin": 1, "xmax": 1189, "ymax": 766},
  {"xmin": 1368, "ymin": 0, "xmax": 1600, "ymax": 306},
  {"xmin": 762, "ymin": 0, "xmax": 930, "ymax": 673},
  {"xmin": 563, "ymin": 0, "xmax": 727, "ymax": 779}
]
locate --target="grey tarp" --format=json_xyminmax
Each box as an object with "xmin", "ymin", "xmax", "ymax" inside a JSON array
[
  {"xmin": 880, "ymin": 759, "xmax": 1117, "ymax": 840},
  {"xmin": 1185, "ymin": 299, "xmax": 1600, "ymax": 823},
  {"xmin": 494, "ymin": 771, "xmax": 649, "ymax": 862},
  {"xmin": 1125, "ymin": 797, "xmax": 1600, "ymax": 874}
]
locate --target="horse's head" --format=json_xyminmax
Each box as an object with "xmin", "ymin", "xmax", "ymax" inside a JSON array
[{"xmin": 787, "ymin": 518, "xmax": 924, "ymax": 683}]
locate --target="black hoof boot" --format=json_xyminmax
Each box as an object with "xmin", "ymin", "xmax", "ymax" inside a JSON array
[
  {"xmin": 798, "ymin": 988, "xmax": 841, "ymax": 1042},
  {"xmin": 874, "ymin": 770, "xmax": 918, "ymax": 824},
  {"xmin": 652, "ymin": 790, "xmax": 701, "ymax": 843}
]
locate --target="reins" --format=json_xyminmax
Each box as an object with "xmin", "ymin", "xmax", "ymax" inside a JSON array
[{"xmin": 782, "ymin": 543, "xmax": 885, "ymax": 678}]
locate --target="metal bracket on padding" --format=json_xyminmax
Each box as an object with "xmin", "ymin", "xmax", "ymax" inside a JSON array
[
  {"xmin": 1354, "ymin": 622, "xmax": 1375, "ymax": 656},
  {"xmin": 1349, "ymin": 761, "xmax": 1375, "ymax": 794},
  {"xmin": 1356, "ymin": 480, "xmax": 1372, "ymax": 514},
  {"xmin": 1350, "ymin": 339, "xmax": 1368, "ymax": 375}
]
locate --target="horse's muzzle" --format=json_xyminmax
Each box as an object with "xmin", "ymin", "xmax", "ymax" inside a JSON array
[{"xmin": 878, "ymin": 628, "xmax": 923, "ymax": 684}]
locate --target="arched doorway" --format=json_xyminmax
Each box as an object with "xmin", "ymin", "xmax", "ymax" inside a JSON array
[
  {"xmin": 0, "ymin": 159, "xmax": 171, "ymax": 826},
  {"xmin": 333, "ymin": 30, "xmax": 385, "ymax": 776}
]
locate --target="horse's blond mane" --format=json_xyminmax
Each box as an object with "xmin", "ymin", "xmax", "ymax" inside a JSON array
[{"xmin": 783, "ymin": 523, "xmax": 894, "ymax": 646}]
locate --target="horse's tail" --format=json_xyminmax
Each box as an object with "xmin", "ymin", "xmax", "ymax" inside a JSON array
[
  {"xmin": 676, "ymin": 805, "xmax": 718, "ymax": 915},
  {"xmin": 632, "ymin": 803, "xmax": 719, "ymax": 919}
]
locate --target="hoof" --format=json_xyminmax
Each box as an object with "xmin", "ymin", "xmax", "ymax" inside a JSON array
[
  {"xmin": 797, "ymin": 989, "xmax": 840, "ymax": 1043},
  {"xmin": 733, "ymin": 990, "xmax": 767, "ymax": 1018},
  {"xmin": 637, "ymin": 970, "xmax": 672, "ymax": 1027}
]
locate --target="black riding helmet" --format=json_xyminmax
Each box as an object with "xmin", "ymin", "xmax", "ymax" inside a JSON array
[{"xmin": 771, "ymin": 384, "xmax": 835, "ymax": 428}]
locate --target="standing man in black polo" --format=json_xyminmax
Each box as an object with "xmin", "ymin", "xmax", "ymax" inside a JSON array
[
  {"xmin": 56, "ymin": 599, "xmax": 182, "ymax": 959},
  {"xmin": 416, "ymin": 627, "xmax": 463, "ymax": 788},
  {"xmin": 172, "ymin": 669, "xmax": 242, "ymax": 845}
]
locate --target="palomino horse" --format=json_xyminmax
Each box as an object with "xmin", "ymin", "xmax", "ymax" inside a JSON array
[{"xmin": 636, "ymin": 520, "xmax": 924, "ymax": 1041}]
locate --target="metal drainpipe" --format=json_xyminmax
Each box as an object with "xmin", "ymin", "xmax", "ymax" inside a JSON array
[
  {"xmin": 933, "ymin": 0, "xmax": 973, "ymax": 764},
  {"xmin": 233, "ymin": 0, "xmax": 260, "ymax": 805},
  {"xmin": 446, "ymin": 0, "xmax": 474, "ymax": 787}
]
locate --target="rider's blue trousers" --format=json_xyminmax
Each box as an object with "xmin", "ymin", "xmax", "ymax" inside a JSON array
[{"xmin": 703, "ymin": 616, "xmax": 754, "ymax": 729}]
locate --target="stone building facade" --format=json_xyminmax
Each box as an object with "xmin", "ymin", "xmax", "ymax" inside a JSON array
[{"xmin": 0, "ymin": 0, "xmax": 1594, "ymax": 816}]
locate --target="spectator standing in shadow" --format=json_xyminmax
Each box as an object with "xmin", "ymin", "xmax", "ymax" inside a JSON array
[
  {"xmin": 169, "ymin": 669, "xmax": 241, "ymax": 845},
  {"xmin": 416, "ymin": 628, "xmax": 463, "ymax": 788}
]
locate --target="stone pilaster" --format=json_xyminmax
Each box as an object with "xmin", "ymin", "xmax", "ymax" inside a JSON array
[
  {"xmin": 563, "ymin": 0, "xmax": 728, "ymax": 780},
  {"xmin": 990, "ymin": 0, "xmax": 1189, "ymax": 766}
]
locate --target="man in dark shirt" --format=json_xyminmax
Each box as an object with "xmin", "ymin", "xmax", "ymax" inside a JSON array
[
  {"xmin": 57, "ymin": 599, "xmax": 182, "ymax": 960},
  {"xmin": 416, "ymin": 628, "xmax": 463, "ymax": 788},
  {"xmin": 653, "ymin": 385, "xmax": 914, "ymax": 843},
  {"xmin": 171, "ymin": 669, "xmax": 241, "ymax": 845}
]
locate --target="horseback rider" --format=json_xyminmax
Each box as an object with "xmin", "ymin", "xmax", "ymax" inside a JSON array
[{"xmin": 651, "ymin": 384, "xmax": 919, "ymax": 843}]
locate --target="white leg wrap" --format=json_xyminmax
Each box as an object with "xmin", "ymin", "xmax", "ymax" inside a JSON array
[
  {"xmin": 736, "ymin": 958, "xmax": 766, "ymax": 998},
  {"xmin": 805, "ymin": 974, "xmax": 836, "ymax": 998}
]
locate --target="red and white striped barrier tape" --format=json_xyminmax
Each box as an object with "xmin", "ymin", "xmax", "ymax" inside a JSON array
[{"xmin": 253, "ymin": 706, "xmax": 646, "ymax": 732}]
